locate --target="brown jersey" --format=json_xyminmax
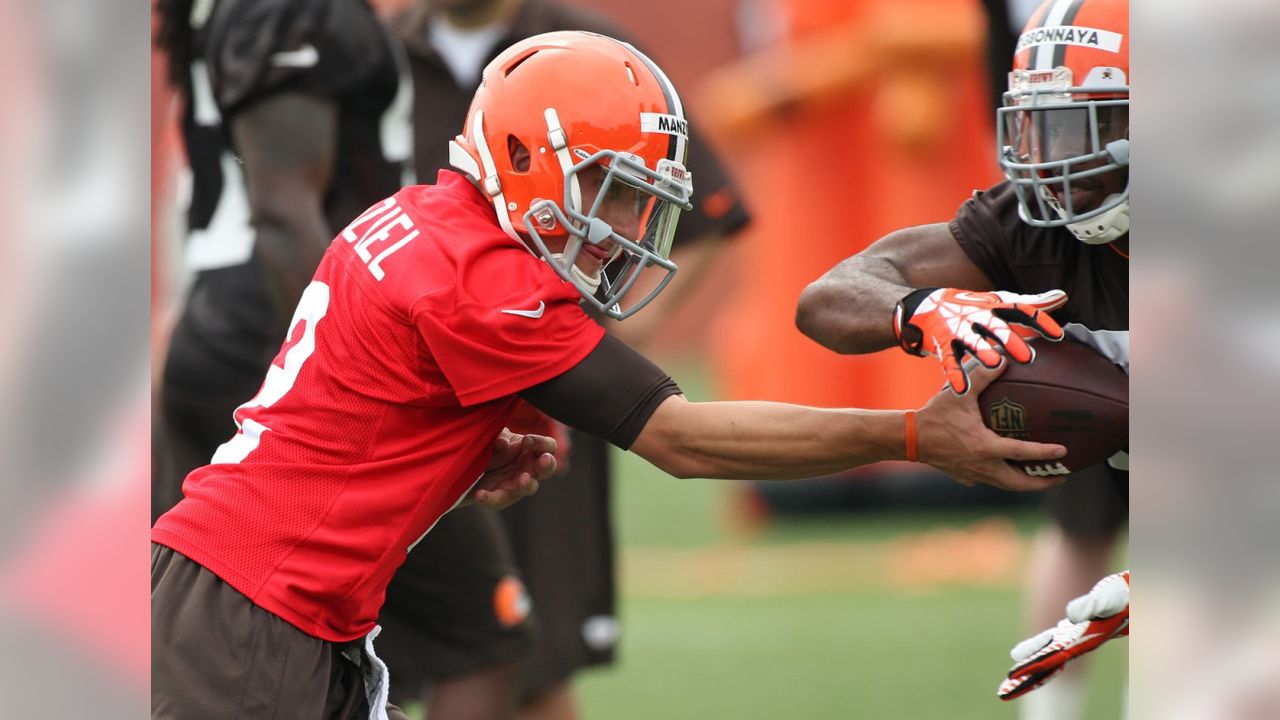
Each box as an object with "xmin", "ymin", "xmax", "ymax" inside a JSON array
[{"xmin": 950, "ymin": 181, "xmax": 1128, "ymax": 335}]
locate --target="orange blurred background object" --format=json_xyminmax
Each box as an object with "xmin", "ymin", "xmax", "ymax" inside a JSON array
[{"xmin": 698, "ymin": 0, "xmax": 1001, "ymax": 409}]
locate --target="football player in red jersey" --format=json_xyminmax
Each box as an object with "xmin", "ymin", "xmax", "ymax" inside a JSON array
[
  {"xmin": 794, "ymin": 0, "xmax": 1129, "ymax": 716},
  {"xmin": 151, "ymin": 31, "xmax": 1067, "ymax": 718},
  {"xmin": 151, "ymin": 0, "xmax": 555, "ymax": 716}
]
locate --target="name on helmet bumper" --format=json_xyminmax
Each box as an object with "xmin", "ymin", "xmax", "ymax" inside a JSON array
[{"xmin": 1015, "ymin": 25, "xmax": 1123, "ymax": 53}]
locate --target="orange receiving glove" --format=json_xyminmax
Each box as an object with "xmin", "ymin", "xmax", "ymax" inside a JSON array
[
  {"xmin": 893, "ymin": 287, "xmax": 1068, "ymax": 394},
  {"xmin": 998, "ymin": 570, "xmax": 1130, "ymax": 701}
]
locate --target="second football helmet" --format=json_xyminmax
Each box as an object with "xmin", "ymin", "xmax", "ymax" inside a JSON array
[
  {"xmin": 449, "ymin": 31, "xmax": 694, "ymax": 319},
  {"xmin": 998, "ymin": 0, "xmax": 1129, "ymax": 244}
]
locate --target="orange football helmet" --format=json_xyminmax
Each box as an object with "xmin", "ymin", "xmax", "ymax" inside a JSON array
[
  {"xmin": 998, "ymin": 0, "xmax": 1129, "ymax": 244},
  {"xmin": 449, "ymin": 31, "xmax": 694, "ymax": 319}
]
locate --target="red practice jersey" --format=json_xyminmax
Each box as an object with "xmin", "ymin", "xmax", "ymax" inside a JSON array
[{"xmin": 153, "ymin": 171, "xmax": 605, "ymax": 642}]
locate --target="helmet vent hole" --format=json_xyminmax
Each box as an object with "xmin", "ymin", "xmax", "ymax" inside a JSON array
[
  {"xmin": 623, "ymin": 62, "xmax": 638, "ymax": 86},
  {"xmin": 508, "ymin": 135, "xmax": 531, "ymax": 172},
  {"xmin": 504, "ymin": 50, "xmax": 539, "ymax": 77}
]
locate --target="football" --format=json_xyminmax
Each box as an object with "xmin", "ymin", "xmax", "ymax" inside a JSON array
[{"xmin": 978, "ymin": 338, "xmax": 1128, "ymax": 476}]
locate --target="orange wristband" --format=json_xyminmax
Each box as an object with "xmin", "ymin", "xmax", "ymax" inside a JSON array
[{"xmin": 904, "ymin": 410, "xmax": 918, "ymax": 462}]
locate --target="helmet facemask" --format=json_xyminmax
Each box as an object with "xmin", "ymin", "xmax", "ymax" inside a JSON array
[
  {"xmin": 525, "ymin": 149, "xmax": 693, "ymax": 320},
  {"xmin": 998, "ymin": 70, "xmax": 1130, "ymax": 244}
]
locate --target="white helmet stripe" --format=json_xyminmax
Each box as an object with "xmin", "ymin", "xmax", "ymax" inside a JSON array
[
  {"xmin": 620, "ymin": 42, "xmax": 686, "ymax": 164},
  {"xmin": 1035, "ymin": 0, "xmax": 1082, "ymax": 71},
  {"xmin": 1051, "ymin": 0, "xmax": 1088, "ymax": 68}
]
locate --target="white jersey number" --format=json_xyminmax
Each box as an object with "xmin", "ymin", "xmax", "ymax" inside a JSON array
[{"xmin": 211, "ymin": 281, "xmax": 331, "ymax": 464}]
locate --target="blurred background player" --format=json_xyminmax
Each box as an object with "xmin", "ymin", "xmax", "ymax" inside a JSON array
[
  {"xmin": 152, "ymin": 0, "xmax": 408, "ymax": 519},
  {"xmin": 370, "ymin": 2, "xmax": 750, "ymax": 719},
  {"xmin": 794, "ymin": 1, "xmax": 1129, "ymax": 718}
]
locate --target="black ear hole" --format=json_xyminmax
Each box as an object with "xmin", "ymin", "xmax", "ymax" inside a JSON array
[{"xmin": 508, "ymin": 135, "xmax": 531, "ymax": 172}]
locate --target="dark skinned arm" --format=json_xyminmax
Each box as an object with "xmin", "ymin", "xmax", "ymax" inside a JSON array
[
  {"xmin": 794, "ymin": 223, "xmax": 995, "ymax": 355},
  {"xmin": 230, "ymin": 92, "xmax": 337, "ymax": 331}
]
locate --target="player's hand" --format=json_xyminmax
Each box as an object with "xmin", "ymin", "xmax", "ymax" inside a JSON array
[
  {"xmin": 915, "ymin": 364, "xmax": 1068, "ymax": 491},
  {"xmin": 505, "ymin": 399, "xmax": 572, "ymax": 472},
  {"xmin": 998, "ymin": 570, "xmax": 1130, "ymax": 701},
  {"xmin": 894, "ymin": 287, "xmax": 1068, "ymax": 394},
  {"xmin": 468, "ymin": 430, "xmax": 558, "ymax": 510}
]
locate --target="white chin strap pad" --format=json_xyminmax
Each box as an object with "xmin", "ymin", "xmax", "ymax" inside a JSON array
[
  {"xmin": 551, "ymin": 252, "xmax": 602, "ymax": 292},
  {"xmin": 1067, "ymin": 197, "xmax": 1129, "ymax": 245}
]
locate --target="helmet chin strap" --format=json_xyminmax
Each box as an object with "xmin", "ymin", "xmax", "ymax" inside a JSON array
[
  {"xmin": 1065, "ymin": 196, "xmax": 1130, "ymax": 244},
  {"xmin": 551, "ymin": 253, "xmax": 603, "ymax": 292}
]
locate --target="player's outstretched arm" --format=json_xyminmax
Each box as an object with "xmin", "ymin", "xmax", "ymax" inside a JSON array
[
  {"xmin": 796, "ymin": 223, "xmax": 1068, "ymax": 395},
  {"xmin": 628, "ymin": 364, "xmax": 1066, "ymax": 491},
  {"xmin": 796, "ymin": 223, "xmax": 993, "ymax": 354}
]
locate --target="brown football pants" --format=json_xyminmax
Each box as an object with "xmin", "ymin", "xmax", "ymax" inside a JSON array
[{"xmin": 151, "ymin": 544, "xmax": 410, "ymax": 720}]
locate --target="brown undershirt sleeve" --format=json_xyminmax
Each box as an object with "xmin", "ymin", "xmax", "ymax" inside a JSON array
[{"xmin": 518, "ymin": 334, "xmax": 681, "ymax": 450}]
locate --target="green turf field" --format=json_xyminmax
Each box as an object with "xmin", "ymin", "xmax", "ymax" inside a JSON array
[{"xmin": 573, "ymin": 417, "xmax": 1126, "ymax": 719}]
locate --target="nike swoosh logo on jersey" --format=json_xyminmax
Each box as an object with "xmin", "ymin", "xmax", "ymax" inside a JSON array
[
  {"xmin": 271, "ymin": 44, "xmax": 320, "ymax": 68},
  {"xmin": 500, "ymin": 301, "xmax": 546, "ymax": 319}
]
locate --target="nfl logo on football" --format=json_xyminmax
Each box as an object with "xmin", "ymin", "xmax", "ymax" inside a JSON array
[{"xmin": 987, "ymin": 398, "xmax": 1028, "ymax": 439}]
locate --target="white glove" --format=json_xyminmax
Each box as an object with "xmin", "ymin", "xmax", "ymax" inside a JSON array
[{"xmin": 998, "ymin": 571, "xmax": 1130, "ymax": 701}]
